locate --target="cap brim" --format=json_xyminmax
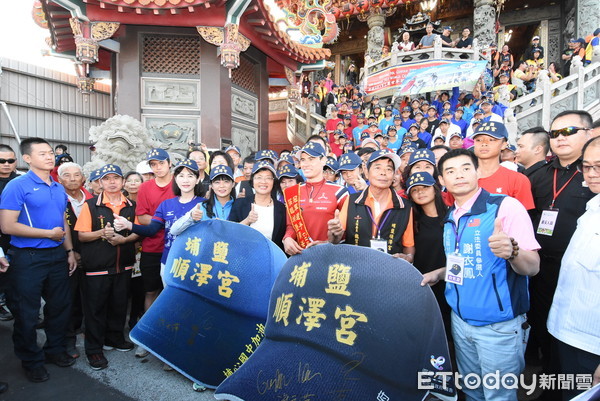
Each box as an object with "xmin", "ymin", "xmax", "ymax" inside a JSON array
[
  {"xmin": 337, "ymin": 164, "xmax": 362, "ymax": 171},
  {"xmin": 130, "ymin": 287, "xmax": 263, "ymax": 389}
]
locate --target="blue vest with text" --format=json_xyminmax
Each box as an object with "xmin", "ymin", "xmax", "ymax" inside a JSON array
[{"xmin": 443, "ymin": 189, "xmax": 529, "ymax": 326}]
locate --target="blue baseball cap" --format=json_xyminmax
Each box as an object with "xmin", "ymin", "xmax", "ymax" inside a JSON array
[
  {"xmin": 393, "ymin": 115, "xmax": 402, "ymax": 120},
  {"xmin": 337, "ymin": 152, "xmax": 363, "ymax": 171},
  {"xmin": 225, "ymin": 145, "xmax": 241, "ymax": 156},
  {"xmin": 357, "ymin": 113, "xmax": 365, "ymax": 118},
  {"xmin": 473, "ymin": 121, "xmax": 508, "ymax": 140},
  {"xmin": 408, "ymin": 149, "xmax": 436, "ymax": 166},
  {"xmin": 255, "ymin": 149, "xmax": 278, "ymax": 163},
  {"xmin": 343, "ymin": 114, "xmax": 352, "ymax": 120},
  {"xmin": 98, "ymin": 164, "xmax": 123, "ymax": 179},
  {"xmin": 174, "ymin": 158, "xmax": 199, "ymax": 172},
  {"xmin": 147, "ymin": 148, "xmax": 170, "ymax": 161},
  {"xmin": 409, "ymin": 123, "xmax": 420, "ymax": 130},
  {"xmin": 275, "ymin": 153, "xmax": 295, "ymax": 169},
  {"xmin": 505, "ymin": 143, "xmax": 517, "ymax": 152},
  {"xmin": 324, "ymin": 157, "xmax": 339, "ymax": 172},
  {"xmin": 407, "ymin": 171, "xmax": 436, "ymax": 193},
  {"xmin": 385, "ymin": 105, "xmax": 393, "ymax": 111},
  {"xmin": 360, "ymin": 131, "xmax": 370, "ymax": 140},
  {"xmin": 388, "ymin": 125, "xmax": 398, "ymax": 132},
  {"xmin": 277, "ymin": 164, "xmax": 300, "ymax": 179},
  {"xmin": 89, "ymin": 168, "xmax": 102, "ymax": 182},
  {"xmin": 130, "ymin": 219, "xmax": 286, "ymax": 388},
  {"xmin": 402, "ymin": 106, "xmax": 412, "ymax": 112},
  {"xmin": 214, "ymin": 244, "xmax": 456, "ymax": 400},
  {"xmin": 399, "ymin": 146, "xmax": 417, "ymax": 157},
  {"xmin": 335, "ymin": 129, "xmax": 347, "ymax": 138},
  {"xmin": 296, "ymin": 142, "xmax": 326, "ymax": 158},
  {"xmin": 352, "ymin": 102, "xmax": 360, "ymax": 109},
  {"xmin": 367, "ymin": 149, "xmax": 401, "ymax": 171},
  {"xmin": 210, "ymin": 165, "xmax": 234, "ymax": 181},
  {"xmin": 474, "ymin": 108, "xmax": 484, "ymax": 115},
  {"xmin": 251, "ymin": 159, "xmax": 276, "ymax": 176}
]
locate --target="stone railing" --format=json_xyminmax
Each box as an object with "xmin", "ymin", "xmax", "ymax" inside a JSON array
[
  {"xmin": 509, "ymin": 62, "xmax": 600, "ymax": 134},
  {"xmin": 286, "ymin": 101, "xmax": 326, "ymax": 145},
  {"xmin": 365, "ymin": 39, "xmax": 483, "ymax": 77}
]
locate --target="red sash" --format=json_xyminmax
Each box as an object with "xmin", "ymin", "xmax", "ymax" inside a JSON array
[{"xmin": 283, "ymin": 184, "xmax": 312, "ymax": 248}]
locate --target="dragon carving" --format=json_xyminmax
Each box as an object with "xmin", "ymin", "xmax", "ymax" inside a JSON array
[{"xmin": 280, "ymin": 0, "xmax": 339, "ymax": 45}]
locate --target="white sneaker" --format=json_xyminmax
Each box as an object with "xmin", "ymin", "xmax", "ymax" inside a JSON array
[{"xmin": 135, "ymin": 345, "xmax": 149, "ymax": 358}]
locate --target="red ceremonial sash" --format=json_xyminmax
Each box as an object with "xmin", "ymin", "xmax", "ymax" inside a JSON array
[{"xmin": 283, "ymin": 184, "xmax": 312, "ymax": 248}]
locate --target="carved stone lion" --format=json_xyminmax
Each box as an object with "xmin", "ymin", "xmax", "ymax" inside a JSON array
[
  {"xmin": 84, "ymin": 114, "xmax": 159, "ymax": 177},
  {"xmin": 570, "ymin": 55, "xmax": 583, "ymax": 76}
]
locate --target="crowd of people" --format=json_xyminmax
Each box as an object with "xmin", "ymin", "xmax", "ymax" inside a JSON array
[
  {"xmin": 304, "ymin": 26, "xmax": 600, "ymax": 115},
  {"xmin": 0, "ymin": 105, "xmax": 599, "ymax": 399}
]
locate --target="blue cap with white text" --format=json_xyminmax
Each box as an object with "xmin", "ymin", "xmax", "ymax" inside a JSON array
[{"xmin": 214, "ymin": 244, "xmax": 456, "ymax": 401}]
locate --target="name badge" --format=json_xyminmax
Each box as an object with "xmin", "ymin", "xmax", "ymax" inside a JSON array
[
  {"xmin": 370, "ymin": 238, "xmax": 387, "ymax": 252},
  {"xmin": 445, "ymin": 253, "xmax": 464, "ymax": 285},
  {"xmin": 537, "ymin": 209, "xmax": 559, "ymax": 236}
]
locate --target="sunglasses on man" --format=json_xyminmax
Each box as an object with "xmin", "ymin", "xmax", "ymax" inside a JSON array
[
  {"xmin": 547, "ymin": 126, "xmax": 589, "ymax": 139},
  {"xmin": 0, "ymin": 159, "xmax": 16, "ymax": 164}
]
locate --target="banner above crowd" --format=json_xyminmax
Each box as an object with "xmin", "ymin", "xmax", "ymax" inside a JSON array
[
  {"xmin": 395, "ymin": 60, "xmax": 489, "ymax": 97},
  {"xmin": 364, "ymin": 59, "xmax": 488, "ymax": 98}
]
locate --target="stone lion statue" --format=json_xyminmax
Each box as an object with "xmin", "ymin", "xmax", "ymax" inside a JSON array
[
  {"xmin": 536, "ymin": 69, "xmax": 550, "ymax": 90},
  {"xmin": 83, "ymin": 114, "xmax": 159, "ymax": 178},
  {"xmin": 570, "ymin": 55, "xmax": 583, "ymax": 76}
]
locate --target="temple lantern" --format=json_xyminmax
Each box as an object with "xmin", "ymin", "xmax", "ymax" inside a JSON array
[
  {"xmin": 355, "ymin": 0, "xmax": 370, "ymax": 14},
  {"xmin": 370, "ymin": 0, "xmax": 384, "ymax": 9},
  {"xmin": 340, "ymin": 2, "xmax": 356, "ymax": 17},
  {"xmin": 330, "ymin": 6, "xmax": 342, "ymax": 19}
]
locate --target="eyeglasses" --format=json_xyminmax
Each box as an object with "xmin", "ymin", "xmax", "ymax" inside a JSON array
[
  {"xmin": 0, "ymin": 159, "xmax": 16, "ymax": 164},
  {"xmin": 578, "ymin": 164, "xmax": 600, "ymax": 174},
  {"xmin": 548, "ymin": 126, "xmax": 588, "ymax": 139},
  {"xmin": 253, "ymin": 176, "xmax": 274, "ymax": 182}
]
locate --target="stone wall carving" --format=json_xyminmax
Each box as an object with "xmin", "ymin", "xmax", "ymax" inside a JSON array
[
  {"xmin": 231, "ymin": 124, "xmax": 258, "ymax": 157},
  {"xmin": 366, "ymin": 14, "xmax": 385, "ymax": 62},
  {"xmin": 269, "ymin": 99, "xmax": 288, "ymax": 112},
  {"xmin": 231, "ymin": 87, "xmax": 258, "ymax": 124},
  {"xmin": 548, "ymin": 19, "xmax": 561, "ymax": 65},
  {"xmin": 577, "ymin": 0, "xmax": 600, "ymax": 39},
  {"xmin": 473, "ymin": 0, "xmax": 495, "ymax": 52},
  {"xmin": 141, "ymin": 77, "xmax": 200, "ymax": 110},
  {"xmin": 142, "ymin": 114, "xmax": 199, "ymax": 162},
  {"xmin": 563, "ymin": 1, "xmax": 576, "ymax": 49}
]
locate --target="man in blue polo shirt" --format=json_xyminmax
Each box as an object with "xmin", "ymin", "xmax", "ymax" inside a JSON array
[{"xmin": 0, "ymin": 138, "xmax": 77, "ymax": 383}]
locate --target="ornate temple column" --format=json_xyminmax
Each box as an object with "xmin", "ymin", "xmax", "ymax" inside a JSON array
[
  {"xmin": 576, "ymin": 0, "xmax": 600, "ymax": 39},
  {"xmin": 473, "ymin": 0, "xmax": 495, "ymax": 50},
  {"xmin": 365, "ymin": 12, "xmax": 386, "ymax": 62}
]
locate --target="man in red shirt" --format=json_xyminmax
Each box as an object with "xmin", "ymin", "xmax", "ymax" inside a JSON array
[
  {"xmin": 134, "ymin": 148, "xmax": 174, "ymax": 356},
  {"xmin": 473, "ymin": 121, "xmax": 535, "ymax": 209},
  {"xmin": 282, "ymin": 142, "xmax": 348, "ymax": 255}
]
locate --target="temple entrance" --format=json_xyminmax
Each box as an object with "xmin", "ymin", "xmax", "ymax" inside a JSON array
[{"xmin": 500, "ymin": 22, "xmax": 541, "ymax": 62}]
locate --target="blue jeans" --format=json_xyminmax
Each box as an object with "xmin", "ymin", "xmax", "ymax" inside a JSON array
[
  {"xmin": 5, "ymin": 246, "xmax": 71, "ymax": 368},
  {"xmin": 451, "ymin": 312, "xmax": 529, "ymax": 401}
]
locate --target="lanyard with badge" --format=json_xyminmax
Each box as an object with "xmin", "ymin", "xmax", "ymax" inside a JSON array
[
  {"xmin": 366, "ymin": 208, "xmax": 391, "ymax": 252},
  {"xmin": 445, "ymin": 219, "xmax": 468, "ymax": 285},
  {"xmin": 537, "ymin": 169, "xmax": 579, "ymax": 236}
]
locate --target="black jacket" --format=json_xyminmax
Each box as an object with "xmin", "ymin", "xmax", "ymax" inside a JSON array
[
  {"xmin": 345, "ymin": 188, "xmax": 412, "ymax": 254},
  {"xmin": 228, "ymin": 194, "xmax": 286, "ymax": 250},
  {"xmin": 79, "ymin": 194, "xmax": 137, "ymax": 274}
]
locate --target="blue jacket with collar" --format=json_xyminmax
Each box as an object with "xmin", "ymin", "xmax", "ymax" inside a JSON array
[{"xmin": 443, "ymin": 189, "xmax": 529, "ymax": 326}]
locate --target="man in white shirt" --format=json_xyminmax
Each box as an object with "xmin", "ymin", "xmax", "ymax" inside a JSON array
[{"xmin": 547, "ymin": 136, "xmax": 600, "ymax": 399}]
